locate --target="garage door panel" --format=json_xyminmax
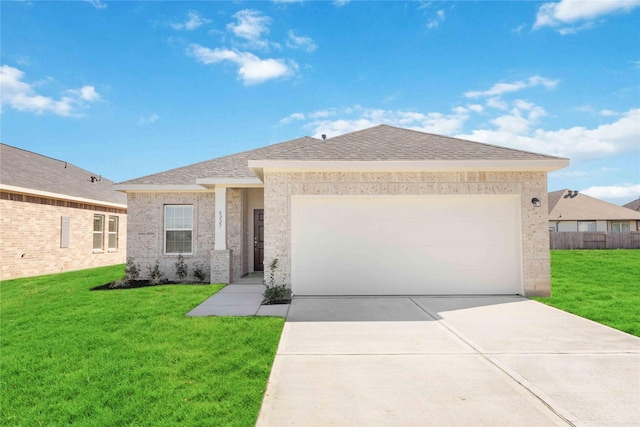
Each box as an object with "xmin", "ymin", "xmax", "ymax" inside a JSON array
[{"xmin": 291, "ymin": 196, "xmax": 522, "ymax": 296}]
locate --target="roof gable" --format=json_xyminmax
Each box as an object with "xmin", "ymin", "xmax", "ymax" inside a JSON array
[
  {"xmin": 118, "ymin": 125, "xmax": 568, "ymax": 189},
  {"xmin": 0, "ymin": 143, "xmax": 126, "ymax": 206},
  {"xmin": 549, "ymin": 189, "xmax": 640, "ymax": 221}
]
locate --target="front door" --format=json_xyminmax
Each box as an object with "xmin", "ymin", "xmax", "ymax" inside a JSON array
[{"xmin": 254, "ymin": 209, "xmax": 264, "ymax": 271}]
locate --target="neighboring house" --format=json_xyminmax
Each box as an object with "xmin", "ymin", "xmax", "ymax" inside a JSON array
[
  {"xmin": 548, "ymin": 189, "xmax": 640, "ymax": 232},
  {"xmin": 0, "ymin": 144, "xmax": 127, "ymax": 280},
  {"xmin": 623, "ymin": 197, "xmax": 640, "ymax": 212},
  {"xmin": 116, "ymin": 125, "xmax": 568, "ymax": 297}
]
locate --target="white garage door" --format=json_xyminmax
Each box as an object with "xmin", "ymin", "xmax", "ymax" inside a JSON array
[{"xmin": 291, "ymin": 195, "xmax": 522, "ymax": 295}]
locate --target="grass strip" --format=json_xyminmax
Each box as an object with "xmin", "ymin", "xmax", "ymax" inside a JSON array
[
  {"xmin": 533, "ymin": 249, "xmax": 640, "ymax": 337},
  {"xmin": 1, "ymin": 265, "xmax": 284, "ymax": 426}
]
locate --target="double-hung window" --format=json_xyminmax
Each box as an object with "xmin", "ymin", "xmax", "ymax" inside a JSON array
[
  {"xmin": 577, "ymin": 221, "xmax": 596, "ymax": 232},
  {"xmin": 93, "ymin": 215, "xmax": 104, "ymax": 250},
  {"xmin": 611, "ymin": 221, "xmax": 629, "ymax": 232},
  {"xmin": 108, "ymin": 216, "xmax": 119, "ymax": 250},
  {"xmin": 165, "ymin": 205, "xmax": 193, "ymax": 254}
]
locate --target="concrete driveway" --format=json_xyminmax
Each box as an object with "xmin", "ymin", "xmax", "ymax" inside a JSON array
[{"xmin": 256, "ymin": 296, "xmax": 640, "ymax": 427}]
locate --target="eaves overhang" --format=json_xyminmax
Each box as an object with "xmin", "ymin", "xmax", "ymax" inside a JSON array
[
  {"xmin": 195, "ymin": 177, "xmax": 263, "ymax": 189},
  {"xmin": 248, "ymin": 159, "xmax": 570, "ymax": 181},
  {"xmin": 1, "ymin": 184, "xmax": 127, "ymax": 209},
  {"xmin": 114, "ymin": 184, "xmax": 210, "ymax": 193}
]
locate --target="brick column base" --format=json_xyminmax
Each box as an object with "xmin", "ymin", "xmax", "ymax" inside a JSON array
[{"xmin": 211, "ymin": 250, "xmax": 232, "ymax": 284}]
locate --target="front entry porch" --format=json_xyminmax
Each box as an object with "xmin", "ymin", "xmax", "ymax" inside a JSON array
[{"xmin": 210, "ymin": 187, "xmax": 265, "ymax": 284}]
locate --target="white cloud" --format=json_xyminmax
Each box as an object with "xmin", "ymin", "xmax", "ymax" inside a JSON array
[
  {"xmin": 227, "ymin": 9, "xmax": 271, "ymax": 48},
  {"xmin": 85, "ymin": 0, "xmax": 107, "ymax": 9},
  {"xmin": 426, "ymin": 10, "xmax": 446, "ymax": 29},
  {"xmin": 138, "ymin": 114, "xmax": 159, "ymax": 125},
  {"xmin": 286, "ymin": 30, "xmax": 317, "ymax": 52},
  {"xmin": 534, "ymin": 0, "xmax": 640, "ymax": 33},
  {"xmin": 286, "ymin": 106, "xmax": 470, "ymax": 139},
  {"xmin": 464, "ymin": 75, "xmax": 558, "ymax": 98},
  {"xmin": 68, "ymin": 85, "xmax": 100, "ymax": 101},
  {"xmin": 187, "ymin": 44, "xmax": 297, "ymax": 85},
  {"xmin": 0, "ymin": 65, "xmax": 100, "ymax": 117},
  {"xmin": 280, "ymin": 112, "xmax": 306, "ymax": 124},
  {"xmin": 581, "ymin": 183, "xmax": 640, "ymax": 200},
  {"xmin": 457, "ymin": 108, "xmax": 640, "ymax": 161},
  {"xmin": 170, "ymin": 11, "xmax": 212, "ymax": 31},
  {"xmin": 332, "ymin": 0, "xmax": 350, "ymax": 7}
]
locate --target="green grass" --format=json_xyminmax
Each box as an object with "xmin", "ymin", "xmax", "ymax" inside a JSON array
[
  {"xmin": 534, "ymin": 250, "xmax": 640, "ymax": 337},
  {"xmin": 0, "ymin": 265, "xmax": 284, "ymax": 427}
]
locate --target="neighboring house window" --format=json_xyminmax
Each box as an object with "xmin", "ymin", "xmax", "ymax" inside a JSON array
[
  {"xmin": 577, "ymin": 221, "xmax": 596, "ymax": 232},
  {"xmin": 93, "ymin": 215, "xmax": 104, "ymax": 250},
  {"xmin": 611, "ymin": 221, "xmax": 629, "ymax": 232},
  {"xmin": 108, "ymin": 216, "xmax": 119, "ymax": 249},
  {"xmin": 165, "ymin": 205, "xmax": 193, "ymax": 254},
  {"xmin": 60, "ymin": 216, "xmax": 70, "ymax": 248}
]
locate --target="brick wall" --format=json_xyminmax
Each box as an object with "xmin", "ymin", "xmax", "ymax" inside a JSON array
[
  {"xmin": 263, "ymin": 171, "xmax": 550, "ymax": 296},
  {"xmin": 0, "ymin": 198, "xmax": 127, "ymax": 280},
  {"xmin": 126, "ymin": 191, "xmax": 215, "ymax": 282}
]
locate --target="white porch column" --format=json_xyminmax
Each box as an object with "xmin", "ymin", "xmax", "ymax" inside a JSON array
[
  {"xmin": 214, "ymin": 186, "xmax": 227, "ymax": 250},
  {"xmin": 211, "ymin": 186, "xmax": 231, "ymax": 283}
]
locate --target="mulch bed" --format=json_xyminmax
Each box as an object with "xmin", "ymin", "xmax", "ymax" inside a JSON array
[{"xmin": 91, "ymin": 280, "xmax": 209, "ymax": 291}]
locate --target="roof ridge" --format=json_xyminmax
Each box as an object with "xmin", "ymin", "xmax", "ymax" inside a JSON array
[{"xmin": 367, "ymin": 125, "xmax": 568, "ymax": 161}]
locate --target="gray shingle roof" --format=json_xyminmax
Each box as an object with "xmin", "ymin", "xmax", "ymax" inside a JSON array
[
  {"xmin": 548, "ymin": 189, "xmax": 640, "ymax": 221},
  {"xmin": 0, "ymin": 143, "xmax": 126, "ymax": 206},
  {"xmin": 266, "ymin": 125, "xmax": 565, "ymax": 161},
  {"xmin": 623, "ymin": 198, "xmax": 640, "ymax": 212},
  {"xmin": 121, "ymin": 125, "xmax": 567, "ymax": 185},
  {"xmin": 119, "ymin": 136, "xmax": 320, "ymax": 185}
]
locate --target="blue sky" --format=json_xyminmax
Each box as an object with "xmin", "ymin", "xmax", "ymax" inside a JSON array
[{"xmin": 2, "ymin": 0, "xmax": 639, "ymax": 204}]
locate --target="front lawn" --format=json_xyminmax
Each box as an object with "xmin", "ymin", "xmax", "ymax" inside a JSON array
[
  {"xmin": 0, "ymin": 265, "xmax": 284, "ymax": 426},
  {"xmin": 534, "ymin": 250, "xmax": 640, "ymax": 337}
]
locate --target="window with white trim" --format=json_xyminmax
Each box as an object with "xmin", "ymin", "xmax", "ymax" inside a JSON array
[
  {"xmin": 108, "ymin": 216, "xmax": 119, "ymax": 249},
  {"xmin": 577, "ymin": 221, "xmax": 596, "ymax": 232},
  {"xmin": 611, "ymin": 221, "xmax": 629, "ymax": 232},
  {"xmin": 93, "ymin": 215, "xmax": 104, "ymax": 250},
  {"xmin": 165, "ymin": 205, "xmax": 193, "ymax": 254}
]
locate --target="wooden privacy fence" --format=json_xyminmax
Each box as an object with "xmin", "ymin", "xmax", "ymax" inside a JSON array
[{"xmin": 549, "ymin": 232, "xmax": 640, "ymax": 249}]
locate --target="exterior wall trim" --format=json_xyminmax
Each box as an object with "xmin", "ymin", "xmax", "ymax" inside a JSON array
[{"xmin": 249, "ymin": 159, "xmax": 569, "ymax": 180}]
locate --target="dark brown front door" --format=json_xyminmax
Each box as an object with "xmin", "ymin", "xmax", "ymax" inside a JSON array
[{"xmin": 254, "ymin": 209, "xmax": 264, "ymax": 271}]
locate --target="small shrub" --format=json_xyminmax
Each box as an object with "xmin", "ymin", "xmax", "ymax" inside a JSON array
[
  {"xmin": 193, "ymin": 263, "xmax": 206, "ymax": 283},
  {"xmin": 125, "ymin": 257, "xmax": 140, "ymax": 281},
  {"xmin": 175, "ymin": 254, "xmax": 188, "ymax": 283},
  {"xmin": 108, "ymin": 279, "xmax": 131, "ymax": 289},
  {"xmin": 148, "ymin": 260, "xmax": 165, "ymax": 285},
  {"xmin": 263, "ymin": 258, "xmax": 290, "ymax": 304}
]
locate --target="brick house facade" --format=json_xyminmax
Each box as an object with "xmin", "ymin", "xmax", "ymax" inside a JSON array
[{"xmin": 0, "ymin": 144, "xmax": 127, "ymax": 280}]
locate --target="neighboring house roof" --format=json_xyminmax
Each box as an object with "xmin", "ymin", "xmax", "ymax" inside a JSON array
[
  {"xmin": 548, "ymin": 189, "xmax": 640, "ymax": 221},
  {"xmin": 623, "ymin": 197, "xmax": 640, "ymax": 212},
  {"xmin": 117, "ymin": 125, "xmax": 568, "ymax": 190},
  {"xmin": 0, "ymin": 143, "xmax": 127, "ymax": 207}
]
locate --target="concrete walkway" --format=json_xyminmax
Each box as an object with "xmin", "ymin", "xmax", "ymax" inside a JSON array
[
  {"xmin": 257, "ymin": 296, "xmax": 640, "ymax": 427},
  {"xmin": 186, "ymin": 275, "xmax": 289, "ymax": 317}
]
